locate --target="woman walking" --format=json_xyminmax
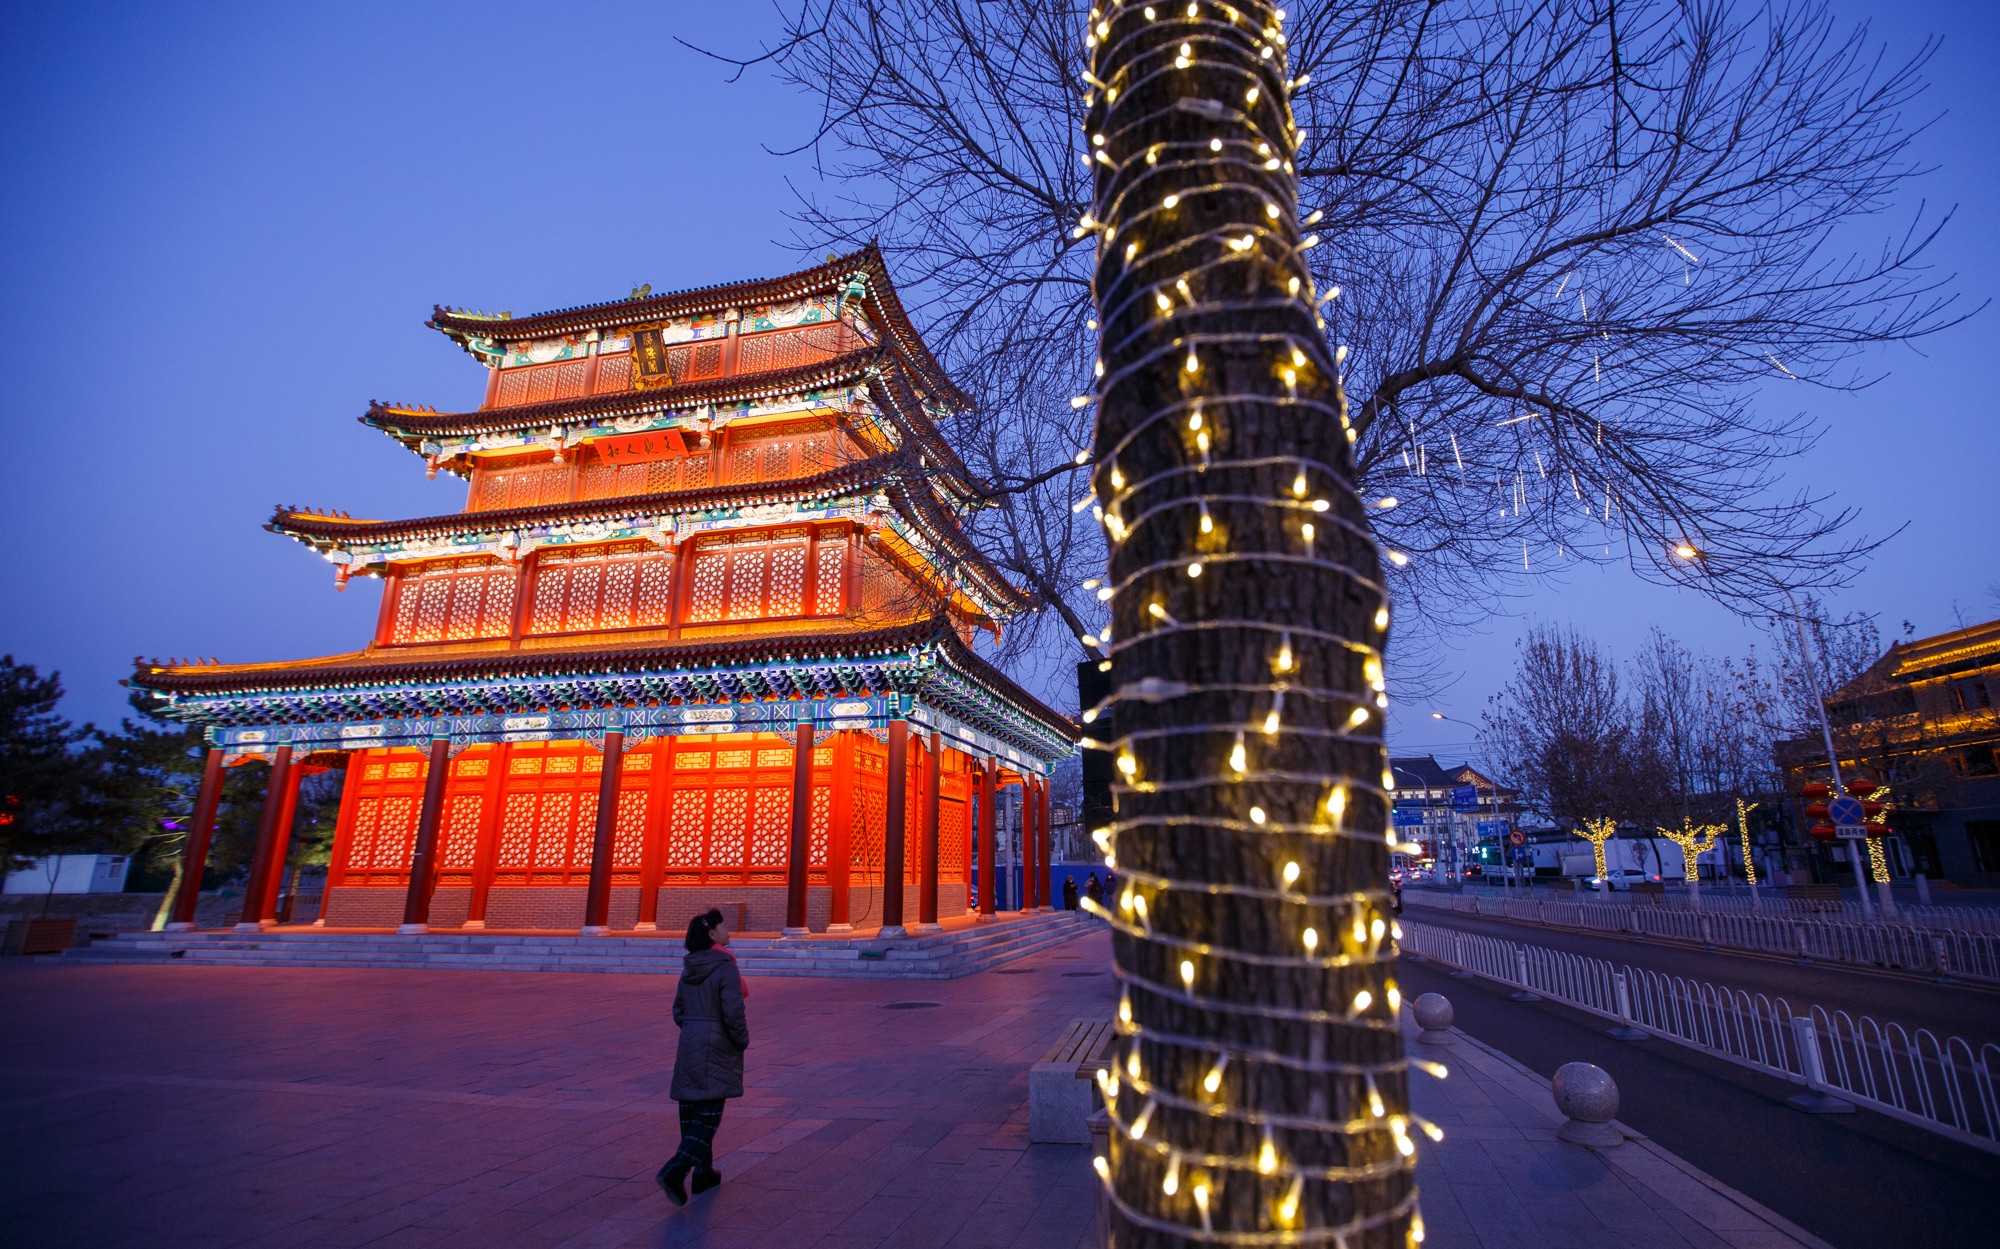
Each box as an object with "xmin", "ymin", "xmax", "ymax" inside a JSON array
[{"xmin": 657, "ymin": 907, "xmax": 748, "ymax": 1205}]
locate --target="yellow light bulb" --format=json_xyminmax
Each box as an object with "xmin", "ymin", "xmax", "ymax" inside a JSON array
[
  {"xmin": 1185, "ymin": 349, "xmax": 1200, "ymax": 373},
  {"xmin": 1121, "ymin": 889, "xmax": 1135, "ymax": 912},
  {"xmin": 1187, "ymin": 409, "xmax": 1203, "ymax": 431},
  {"xmin": 1375, "ymin": 606, "xmax": 1390, "ymax": 630},
  {"xmin": 1249, "ymin": 806, "xmax": 1267, "ymax": 825},
  {"xmin": 1301, "ymin": 522, "xmax": 1315, "ymax": 542},
  {"xmin": 1291, "ymin": 347, "xmax": 1306, "ymax": 367},
  {"xmin": 1302, "ymin": 927, "xmax": 1319, "ymax": 951},
  {"xmin": 1266, "ymin": 202, "xmax": 1280, "ymax": 218},
  {"xmin": 1288, "ymin": 275, "xmax": 1300, "ymax": 295},
  {"xmin": 1353, "ymin": 989, "xmax": 1373, "ymax": 1012},
  {"xmin": 1246, "ymin": 85, "xmax": 1261, "ymax": 104},
  {"xmin": 1349, "ymin": 707, "xmax": 1371, "ymax": 726},
  {"xmin": 1117, "ymin": 753, "xmax": 1137, "ymax": 777},
  {"xmin": 1163, "ymin": 194, "xmax": 1179, "ymax": 208},
  {"xmin": 1127, "ymin": 1049, "xmax": 1141, "ymax": 1078},
  {"xmin": 1162, "ymin": 1153, "xmax": 1180, "ymax": 1195},
  {"xmin": 1292, "ymin": 471, "xmax": 1308, "ymax": 496},
  {"xmin": 1199, "ymin": 506, "xmax": 1213, "ymax": 533},
  {"xmin": 1187, "ymin": 561, "xmax": 1203, "ymax": 577},
  {"xmin": 1093, "ymin": 1155, "xmax": 1110, "ymax": 1181},
  {"xmin": 1257, "ymin": 1131, "xmax": 1278, "ymax": 1174},
  {"xmin": 1156, "ymin": 292, "xmax": 1172, "ymax": 311},
  {"xmin": 1281, "ymin": 861, "xmax": 1300, "ymax": 885},
  {"xmin": 1368, "ymin": 1078, "xmax": 1385, "ymax": 1117},
  {"xmin": 1275, "ymin": 640, "xmax": 1293, "ymax": 672},
  {"xmin": 1326, "ymin": 787, "xmax": 1347, "ymax": 820},
  {"xmin": 1278, "ymin": 1175, "xmax": 1303, "ymax": 1223},
  {"xmin": 1262, "ymin": 708, "xmax": 1280, "ymax": 734},
  {"xmin": 1229, "ymin": 734, "xmax": 1247, "ymax": 773},
  {"xmin": 1133, "ymin": 894, "xmax": 1148, "ymax": 920},
  {"xmin": 1387, "ymin": 985, "xmax": 1401, "ymax": 1011},
  {"xmin": 1281, "ymin": 367, "xmax": 1296, "ymax": 386},
  {"xmin": 1148, "ymin": 601, "xmax": 1166, "ymax": 618},
  {"xmin": 1129, "ymin": 1101, "xmax": 1153, "ymax": 1139},
  {"xmin": 1371, "ymin": 918, "xmax": 1386, "ymax": 940},
  {"xmin": 1180, "ymin": 959, "xmax": 1195, "ymax": 987},
  {"xmin": 1125, "ymin": 242, "xmax": 1138, "ymax": 262},
  {"xmin": 1203, "ymin": 1055, "xmax": 1227, "ymax": 1093}
]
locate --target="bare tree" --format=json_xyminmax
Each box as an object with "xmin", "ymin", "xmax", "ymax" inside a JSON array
[
  {"xmin": 706, "ymin": 0, "xmax": 1968, "ymax": 676},
  {"xmin": 1480, "ymin": 623, "xmax": 1640, "ymax": 827}
]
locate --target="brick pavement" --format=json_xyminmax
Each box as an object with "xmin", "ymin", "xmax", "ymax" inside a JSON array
[{"xmin": 1, "ymin": 929, "xmax": 1828, "ymax": 1249}]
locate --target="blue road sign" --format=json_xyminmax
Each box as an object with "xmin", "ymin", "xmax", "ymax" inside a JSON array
[
  {"xmin": 1452, "ymin": 785, "xmax": 1481, "ymax": 811},
  {"xmin": 1476, "ymin": 819, "xmax": 1511, "ymax": 839},
  {"xmin": 1392, "ymin": 804, "xmax": 1426, "ymax": 827}
]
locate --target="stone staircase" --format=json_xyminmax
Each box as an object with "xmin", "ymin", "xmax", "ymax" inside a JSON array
[{"xmin": 63, "ymin": 911, "xmax": 1096, "ymax": 979}]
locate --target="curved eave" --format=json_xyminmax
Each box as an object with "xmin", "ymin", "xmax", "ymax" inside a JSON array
[
  {"xmin": 130, "ymin": 617, "xmax": 1076, "ymax": 746},
  {"xmin": 428, "ymin": 245, "xmax": 970, "ymax": 409},
  {"xmin": 268, "ymin": 453, "xmax": 1033, "ymax": 615}
]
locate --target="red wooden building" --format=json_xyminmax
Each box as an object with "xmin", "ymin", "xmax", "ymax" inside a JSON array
[{"xmin": 134, "ymin": 248, "xmax": 1074, "ymax": 937}]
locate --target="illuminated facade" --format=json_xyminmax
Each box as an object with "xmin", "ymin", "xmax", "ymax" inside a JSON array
[{"xmin": 135, "ymin": 248, "xmax": 1072, "ymax": 936}]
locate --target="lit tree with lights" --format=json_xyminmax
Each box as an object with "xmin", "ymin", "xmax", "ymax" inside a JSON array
[
  {"xmin": 1574, "ymin": 817, "xmax": 1617, "ymax": 884},
  {"xmin": 1077, "ymin": 3, "xmax": 1419, "ymax": 1244}
]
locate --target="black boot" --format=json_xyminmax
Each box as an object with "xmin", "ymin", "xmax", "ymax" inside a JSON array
[
  {"xmin": 692, "ymin": 1167, "xmax": 722, "ymax": 1194},
  {"xmin": 656, "ymin": 1160, "xmax": 690, "ymax": 1206}
]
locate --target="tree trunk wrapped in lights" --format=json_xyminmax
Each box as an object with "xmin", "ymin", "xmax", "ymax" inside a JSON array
[{"xmin": 1079, "ymin": 3, "xmax": 1419, "ymax": 1244}]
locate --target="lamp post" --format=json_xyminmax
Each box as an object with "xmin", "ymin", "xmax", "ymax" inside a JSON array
[
  {"xmin": 1432, "ymin": 712, "xmax": 1516, "ymax": 892},
  {"xmin": 1670, "ymin": 545, "xmax": 1877, "ymax": 918}
]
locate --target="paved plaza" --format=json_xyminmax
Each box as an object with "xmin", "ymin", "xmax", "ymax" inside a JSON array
[{"xmin": 2, "ymin": 930, "xmax": 1826, "ymax": 1249}]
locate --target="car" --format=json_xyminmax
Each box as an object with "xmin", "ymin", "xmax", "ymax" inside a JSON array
[{"xmin": 1587, "ymin": 869, "xmax": 1659, "ymax": 892}]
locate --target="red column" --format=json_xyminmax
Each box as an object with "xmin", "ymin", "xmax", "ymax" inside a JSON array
[
  {"xmin": 253, "ymin": 760, "xmax": 308, "ymax": 926},
  {"xmin": 917, "ymin": 729, "xmax": 942, "ymax": 932},
  {"xmin": 464, "ymin": 744, "xmax": 508, "ymax": 929},
  {"xmin": 398, "ymin": 736, "xmax": 453, "ymax": 934},
  {"xmin": 1039, "ymin": 779, "xmax": 1054, "ymax": 912},
  {"xmin": 167, "ymin": 748, "xmax": 226, "ymax": 931},
  {"xmin": 881, "ymin": 717, "xmax": 909, "ymax": 936},
  {"xmin": 1022, "ymin": 779, "xmax": 1040, "ymax": 912},
  {"xmin": 827, "ymin": 732, "xmax": 855, "ymax": 932},
  {"xmin": 634, "ymin": 738, "xmax": 669, "ymax": 931},
  {"xmin": 783, "ymin": 718, "xmax": 815, "ymax": 936},
  {"xmin": 978, "ymin": 756, "xmax": 997, "ymax": 919},
  {"xmin": 236, "ymin": 746, "xmax": 293, "ymax": 932},
  {"xmin": 581, "ymin": 730, "xmax": 625, "ymax": 935}
]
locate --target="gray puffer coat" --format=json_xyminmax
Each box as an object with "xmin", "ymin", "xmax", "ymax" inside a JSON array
[{"xmin": 670, "ymin": 948, "xmax": 749, "ymax": 1101}]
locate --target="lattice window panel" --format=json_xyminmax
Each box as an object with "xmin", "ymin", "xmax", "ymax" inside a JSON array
[
  {"xmin": 392, "ymin": 583, "xmax": 423, "ymax": 640},
  {"xmin": 809, "ymin": 787, "xmax": 831, "ymax": 867},
  {"xmin": 769, "ymin": 544, "xmax": 807, "ymax": 616},
  {"xmin": 636, "ymin": 560, "xmax": 673, "ymax": 626},
  {"xmin": 854, "ymin": 786, "xmax": 886, "ymax": 871},
  {"xmin": 440, "ymin": 795, "xmax": 483, "ymax": 869},
  {"xmin": 498, "ymin": 793, "xmax": 537, "ymax": 866},
  {"xmin": 763, "ymin": 443, "xmax": 790, "ymax": 481},
  {"xmin": 573, "ymin": 791, "xmax": 599, "ymax": 867},
  {"xmin": 483, "ymin": 576, "xmax": 516, "ymax": 635},
  {"xmin": 600, "ymin": 562, "xmax": 637, "ymax": 629},
  {"xmin": 347, "ymin": 798, "xmax": 380, "ymax": 873},
  {"xmin": 815, "ymin": 541, "xmax": 846, "ymax": 615},
  {"xmin": 374, "ymin": 796, "xmax": 419, "ymax": 869},
  {"xmin": 413, "ymin": 578, "xmax": 452, "ymax": 642},
  {"xmin": 667, "ymin": 790, "xmax": 706, "ymax": 866},
  {"xmin": 454, "ymin": 757, "xmax": 489, "ymax": 777},
  {"xmin": 533, "ymin": 791, "xmax": 574, "ymax": 866},
  {"xmin": 564, "ymin": 564, "xmax": 602, "ymax": 632},
  {"xmin": 510, "ymin": 756, "xmax": 544, "ymax": 775},
  {"xmin": 686, "ymin": 551, "xmax": 729, "ymax": 623},
  {"xmin": 676, "ymin": 751, "xmax": 712, "ymax": 770},
  {"xmin": 728, "ymin": 547, "xmax": 768, "ymax": 620},
  {"xmin": 730, "ymin": 445, "xmax": 759, "ymax": 484},
  {"xmin": 682, "ymin": 455, "xmax": 711, "ymax": 489},
  {"xmin": 384, "ymin": 760, "xmax": 422, "ymax": 780},
  {"xmin": 546, "ymin": 756, "xmax": 578, "ymax": 774},
  {"xmin": 594, "ymin": 353, "xmax": 632, "ymax": 393},
  {"xmin": 755, "ymin": 749, "xmax": 793, "ymax": 769},
  {"xmin": 710, "ymin": 788, "xmax": 748, "ymax": 867},
  {"xmin": 613, "ymin": 791, "xmax": 648, "ymax": 867},
  {"xmin": 941, "ymin": 801, "xmax": 966, "ymax": 875},
  {"xmin": 363, "ymin": 764, "xmax": 385, "ymax": 781},
  {"xmin": 750, "ymin": 788, "xmax": 791, "ymax": 866},
  {"xmin": 690, "ymin": 341, "xmax": 724, "ymax": 379},
  {"xmin": 715, "ymin": 750, "xmax": 753, "ymax": 770},
  {"xmin": 625, "ymin": 752, "xmax": 655, "ymax": 771},
  {"xmin": 532, "ymin": 566, "xmax": 569, "ymax": 632}
]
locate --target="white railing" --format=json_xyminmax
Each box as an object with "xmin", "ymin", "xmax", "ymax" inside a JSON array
[
  {"xmin": 1439, "ymin": 884, "xmax": 2000, "ymax": 934},
  {"xmin": 1400, "ymin": 889, "xmax": 2000, "ymax": 981},
  {"xmin": 1400, "ymin": 920, "xmax": 2000, "ymax": 1153}
]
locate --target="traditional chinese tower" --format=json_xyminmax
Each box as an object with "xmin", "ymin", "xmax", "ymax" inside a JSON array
[{"xmin": 134, "ymin": 247, "xmax": 1073, "ymax": 938}]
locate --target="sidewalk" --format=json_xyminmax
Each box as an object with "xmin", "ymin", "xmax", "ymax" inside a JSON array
[
  {"xmin": 1, "ymin": 932, "xmax": 1826, "ymax": 1249},
  {"xmin": 1406, "ymin": 1015, "xmax": 1831, "ymax": 1249}
]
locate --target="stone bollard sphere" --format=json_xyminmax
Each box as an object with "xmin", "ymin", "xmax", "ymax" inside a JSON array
[
  {"xmin": 1413, "ymin": 992, "xmax": 1454, "ymax": 1043},
  {"xmin": 1552, "ymin": 1062, "xmax": 1623, "ymax": 1147}
]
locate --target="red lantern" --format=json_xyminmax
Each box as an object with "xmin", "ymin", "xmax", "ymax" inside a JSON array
[
  {"xmin": 1847, "ymin": 778, "xmax": 1879, "ymax": 797},
  {"xmin": 1801, "ymin": 782, "xmax": 1831, "ymax": 799},
  {"xmin": 1805, "ymin": 803, "xmax": 1830, "ymax": 821},
  {"xmin": 1866, "ymin": 825, "xmax": 1892, "ymax": 839},
  {"xmin": 1809, "ymin": 823, "xmax": 1836, "ymax": 841}
]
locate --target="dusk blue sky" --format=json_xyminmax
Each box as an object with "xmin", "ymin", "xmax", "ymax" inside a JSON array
[{"xmin": 2, "ymin": 2, "xmax": 1994, "ymax": 763}]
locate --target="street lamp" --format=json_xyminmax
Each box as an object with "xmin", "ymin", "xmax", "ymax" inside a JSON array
[
  {"xmin": 1431, "ymin": 712, "xmax": 1518, "ymax": 892},
  {"xmin": 1669, "ymin": 544, "xmax": 1881, "ymax": 917}
]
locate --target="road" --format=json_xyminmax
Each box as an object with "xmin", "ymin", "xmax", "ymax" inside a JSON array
[
  {"xmin": 1401, "ymin": 904, "xmax": 2000, "ymax": 1047},
  {"xmin": 1397, "ymin": 957, "xmax": 2000, "ymax": 1249}
]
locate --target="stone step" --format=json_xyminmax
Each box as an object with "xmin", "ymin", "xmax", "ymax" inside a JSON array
[{"xmin": 68, "ymin": 913, "xmax": 1096, "ymax": 979}]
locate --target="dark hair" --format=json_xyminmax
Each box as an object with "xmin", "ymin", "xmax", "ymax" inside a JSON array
[{"xmin": 684, "ymin": 907, "xmax": 725, "ymax": 952}]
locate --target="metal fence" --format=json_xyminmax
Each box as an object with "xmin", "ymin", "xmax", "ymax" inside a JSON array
[
  {"xmin": 1401, "ymin": 890, "xmax": 2000, "ymax": 981},
  {"xmin": 1441, "ymin": 884, "xmax": 2000, "ymax": 934},
  {"xmin": 1400, "ymin": 920, "xmax": 2000, "ymax": 1153}
]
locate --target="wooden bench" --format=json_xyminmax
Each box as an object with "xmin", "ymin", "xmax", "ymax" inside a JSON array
[{"xmin": 1030, "ymin": 1019, "xmax": 1116, "ymax": 1143}]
